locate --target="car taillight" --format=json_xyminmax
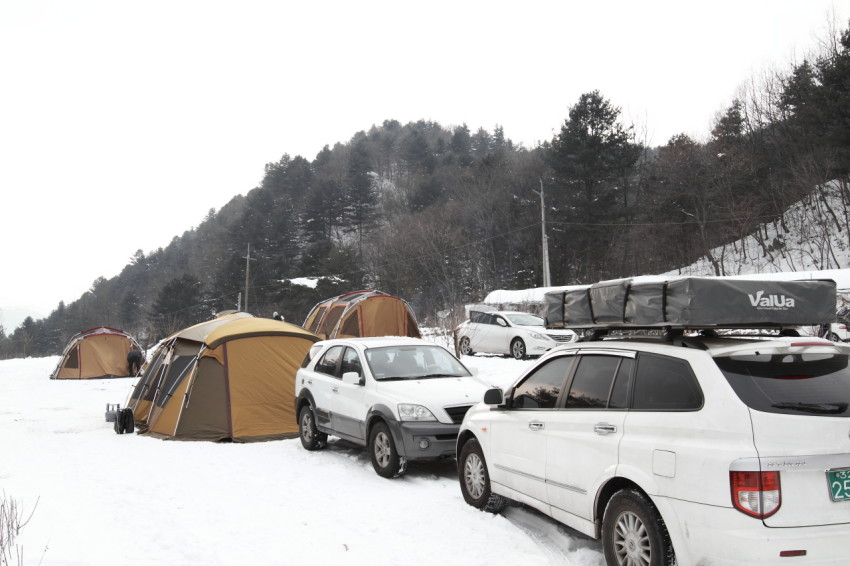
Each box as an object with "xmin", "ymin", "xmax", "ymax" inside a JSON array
[{"xmin": 730, "ymin": 471, "xmax": 781, "ymax": 518}]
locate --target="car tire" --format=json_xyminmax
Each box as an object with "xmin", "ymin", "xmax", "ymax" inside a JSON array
[
  {"xmin": 510, "ymin": 338, "xmax": 526, "ymax": 360},
  {"xmin": 369, "ymin": 421, "xmax": 403, "ymax": 478},
  {"xmin": 459, "ymin": 438, "xmax": 507, "ymax": 512},
  {"xmin": 602, "ymin": 489, "xmax": 675, "ymax": 566},
  {"xmin": 298, "ymin": 404, "xmax": 327, "ymax": 451},
  {"xmin": 459, "ymin": 336, "xmax": 474, "ymax": 356},
  {"xmin": 828, "ymin": 332, "xmax": 841, "ymax": 342}
]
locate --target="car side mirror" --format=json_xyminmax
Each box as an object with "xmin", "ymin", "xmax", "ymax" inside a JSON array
[
  {"xmin": 342, "ymin": 371, "xmax": 364, "ymax": 386},
  {"xmin": 496, "ymin": 319, "xmax": 507, "ymax": 327},
  {"xmin": 483, "ymin": 387, "xmax": 504, "ymax": 405}
]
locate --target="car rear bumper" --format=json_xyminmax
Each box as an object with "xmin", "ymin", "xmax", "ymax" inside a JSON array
[
  {"xmin": 657, "ymin": 496, "xmax": 850, "ymax": 565},
  {"xmin": 388, "ymin": 420, "xmax": 460, "ymax": 461}
]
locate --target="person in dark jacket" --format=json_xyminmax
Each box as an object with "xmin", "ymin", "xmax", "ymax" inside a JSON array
[{"xmin": 127, "ymin": 347, "xmax": 144, "ymax": 376}]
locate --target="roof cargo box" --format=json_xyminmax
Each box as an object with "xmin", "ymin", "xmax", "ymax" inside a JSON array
[
  {"xmin": 562, "ymin": 286, "xmax": 593, "ymax": 325},
  {"xmin": 589, "ymin": 279, "xmax": 630, "ymax": 323},
  {"xmin": 546, "ymin": 276, "xmax": 837, "ymax": 330},
  {"xmin": 624, "ymin": 281, "xmax": 667, "ymax": 325},
  {"xmin": 664, "ymin": 277, "xmax": 836, "ymax": 327}
]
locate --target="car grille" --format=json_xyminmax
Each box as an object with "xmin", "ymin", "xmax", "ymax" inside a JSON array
[
  {"xmin": 444, "ymin": 404, "xmax": 474, "ymax": 424},
  {"xmin": 547, "ymin": 333, "xmax": 574, "ymax": 343}
]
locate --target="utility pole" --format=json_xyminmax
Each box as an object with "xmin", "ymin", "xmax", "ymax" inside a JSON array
[
  {"xmin": 243, "ymin": 244, "xmax": 255, "ymax": 313},
  {"xmin": 533, "ymin": 179, "xmax": 552, "ymax": 287}
]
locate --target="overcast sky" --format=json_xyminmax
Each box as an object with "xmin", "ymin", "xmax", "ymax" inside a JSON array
[{"xmin": 2, "ymin": 0, "xmax": 848, "ymax": 326}]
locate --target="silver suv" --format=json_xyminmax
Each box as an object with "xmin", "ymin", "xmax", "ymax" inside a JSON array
[{"xmin": 457, "ymin": 334, "xmax": 850, "ymax": 566}]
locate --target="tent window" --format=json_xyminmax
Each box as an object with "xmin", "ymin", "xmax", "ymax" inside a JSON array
[
  {"xmin": 318, "ymin": 306, "xmax": 345, "ymax": 336},
  {"xmin": 307, "ymin": 306, "xmax": 326, "ymax": 334},
  {"xmin": 340, "ymin": 311, "xmax": 361, "ymax": 337},
  {"xmin": 155, "ymin": 355, "xmax": 195, "ymax": 408},
  {"xmin": 65, "ymin": 346, "xmax": 79, "ymax": 369}
]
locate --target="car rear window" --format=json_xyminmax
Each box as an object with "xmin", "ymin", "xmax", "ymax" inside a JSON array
[{"xmin": 714, "ymin": 353, "xmax": 850, "ymax": 417}]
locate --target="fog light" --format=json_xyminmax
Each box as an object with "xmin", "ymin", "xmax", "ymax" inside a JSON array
[{"xmin": 419, "ymin": 439, "xmax": 430, "ymax": 450}]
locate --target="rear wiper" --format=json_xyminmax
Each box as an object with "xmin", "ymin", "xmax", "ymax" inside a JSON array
[{"xmin": 771, "ymin": 402, "xmax": 848, "ymax": 414}]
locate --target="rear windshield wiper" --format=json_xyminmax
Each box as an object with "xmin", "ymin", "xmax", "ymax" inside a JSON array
[{"xmin": 771, "ymin": 402, "xmax": 848, "ymax": 414}]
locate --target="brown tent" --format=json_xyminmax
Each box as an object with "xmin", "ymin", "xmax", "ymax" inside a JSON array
[
  {"xmin": 125, "ymin": 313, "xmax": 318, "ymax": 442},
  {"xmin": 50, "ymin": 327, "xmax": 142, "ymax": 380},
  {"xmin": 303, "ymin": 290, "xmax": 421, "ymax": 340}
]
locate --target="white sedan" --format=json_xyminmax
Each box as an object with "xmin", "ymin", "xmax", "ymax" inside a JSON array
[{"xmin": 455, "ymin": 310, "xmax": 576, "ymax": 359}]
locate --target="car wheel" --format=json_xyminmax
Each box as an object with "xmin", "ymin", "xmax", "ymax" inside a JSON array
[
  {"xmin": 298, "ymin": 405, "xmax": 327, "ymax": 451},
  {"xmin": 459, "ymin": 336, "xmax": 473, "ymax": 356},
  {"xmin": 459, "ymin": 438, "xmax": 507, "ymax": 512},
  {"xmin": 369, "ymin": 421, "xmax": 403, "ymax": 478},
  {"xmin": 602, "ymin": 489, "xmax": 675, "ymax": 566},
  {"xmin": 828, "ymin": 332, "xmax": 841, "ymax": 342},
  {"xmin": 510, "ymin": 338, "xmax": 526, "ymax": 360}
]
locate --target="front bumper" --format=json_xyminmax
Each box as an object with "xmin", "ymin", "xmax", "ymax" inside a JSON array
[{"xmin": 387, "ymin": 420, "xmax": 460, "ymax": 461}]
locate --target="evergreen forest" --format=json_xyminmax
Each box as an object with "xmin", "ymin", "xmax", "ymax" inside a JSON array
[{"xmin": 4, "ymin": 20, "xmax": 850, "ymax": 358}]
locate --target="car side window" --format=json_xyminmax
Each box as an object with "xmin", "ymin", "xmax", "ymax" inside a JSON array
[
  {"xmin": 470, "ymin": 311, "xmax": 491, "ymax": 324},
  {"xmin": 608, "ymin": 357, "xmax": 634, "ymax": 409},
  {"xmin": 632, "ymin": 353, "xmax": 703, "ymax": 410},
  {"xmin": 314, "ymin": 345, "xmax": 344, "ymax": 378},
  {"xmin": 566, "ymin": 355, "xmax": 631, "ymax": 409},
  {"xmin": 340, "ymin": 347, "xmax": 362, "ymax": 377},
  {"xmin": 512, "ymin": 356, "xmax": 574, "ymax": 409}
]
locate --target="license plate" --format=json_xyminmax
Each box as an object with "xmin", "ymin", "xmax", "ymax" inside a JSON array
[{"xmin": 827, "ymin": 469, "xmax": 850, "ymax": 502}]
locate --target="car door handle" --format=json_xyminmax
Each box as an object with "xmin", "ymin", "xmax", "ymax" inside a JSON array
[
  {"xmin": 528, "ymin": 422, "xmax": 545, "ymax": 431},
  {"xmin": 332, "ymin": 387, "xmax": 339, "ymax": 393},
  {"xmin": 594, "ymin": 423, "xmax": 617, "ymax": 435}
]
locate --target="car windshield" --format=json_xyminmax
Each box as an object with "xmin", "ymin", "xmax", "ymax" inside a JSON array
[
  {"xmin": 714, "ymin": 352, "xmax": 850, "ymax": 416},
  {"xmin": 503, "ymin": 313, "xmax": 544, "ymax": 326},
  {"xmin": 365, "ymin": 345, "xmax": 471, "ymax": 380}
]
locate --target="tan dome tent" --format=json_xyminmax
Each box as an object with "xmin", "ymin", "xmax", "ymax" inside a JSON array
[
  {"xmin": 51, "ymin": 327, "xmax": 142, "ymax": 380},
  {"xmin": 303, "ymin": 290, "xmax": 421, "ymax": 340},
  {"xmin": 125, "ymin": 313, "xmax": 319, "ymax": 442}
]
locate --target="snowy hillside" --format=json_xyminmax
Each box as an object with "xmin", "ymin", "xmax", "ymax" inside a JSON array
[
  {"xmin": 483, "ymin": 181, "xmax": 850, "ymax": 310},
  {"xmin": 0, "ymin": 356, "xmax": 604, "ymax": 566},
  {"xmin": 666, "ymin": 180, "xmax": 850, "ymax": 281}
]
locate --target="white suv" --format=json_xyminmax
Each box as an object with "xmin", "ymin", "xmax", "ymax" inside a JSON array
[
  {"xmin": 457, "ymin": 335, "xmax": 850, "ymax": 566},
  {"xmin": 456, "ymin": 310, "xmax": 577, "ymax": 359},
  {"xmin": 295, "ymin": 337, "xmax": 488, "ymax": 478}
]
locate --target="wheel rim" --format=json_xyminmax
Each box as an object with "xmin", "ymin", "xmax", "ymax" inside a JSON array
[
  {"xmin": 512, "ymin": 340, "xmax": 524, "ymax": 358},
  {"xmin": 463, "ymin": 453, "xmax": 486, "ymax": 499},
  {"xmin": 460, "ymin": 338, "xmax": 470, "ymax": 355},
  {"xmin": 374, "ymin": 431, "xmax": 391, "ymax": 468},
  {"xmin": 613, "ymin": 510, "xmax": 651, "ymax": 566},
  {"xmin": 301, "ymin": 411, "xmax": 313, "ymax": 443}
]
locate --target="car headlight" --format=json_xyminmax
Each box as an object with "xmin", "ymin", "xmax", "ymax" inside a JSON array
[
  {"xmin": 529, "ymin": 331, "xmax": 548, "ymax": 341},
  {"xmin": 398, "ymin": 404, "xmax": 437, "ymax": 421}
]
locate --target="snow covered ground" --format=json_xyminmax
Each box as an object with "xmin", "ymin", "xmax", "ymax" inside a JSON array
[{"xmin": 0, "ymin": 355, "xmax": 604, "ymax": 566}]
